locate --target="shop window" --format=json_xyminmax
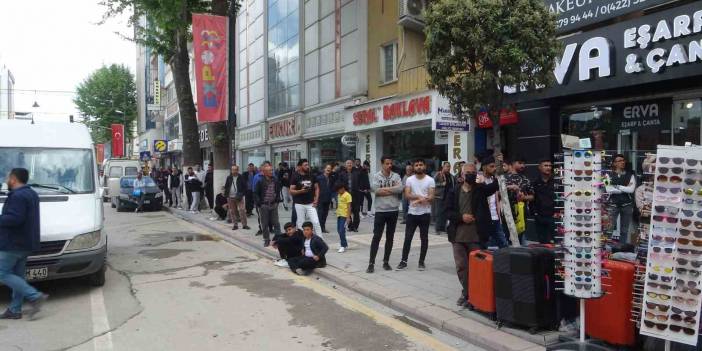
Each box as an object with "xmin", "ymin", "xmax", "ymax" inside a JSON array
[
  {"xmin": 673, "ymin": 99, "xmax": 701, "ymax": 146},
  {"xmin": 380, "ymin": 42, "xmax": 398, "ymax": 84},
  {"xmin": 308, "ymin": 139, "xmax": 356, "ymax": 170},
  {"xmin": 383, "ymin": 129, "xmax": 447, "ymax": 175}
]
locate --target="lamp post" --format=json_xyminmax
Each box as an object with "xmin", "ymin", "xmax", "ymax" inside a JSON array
[{"xmin": 115, "ymin": 110, "xmax": 126, "ymax": 157}]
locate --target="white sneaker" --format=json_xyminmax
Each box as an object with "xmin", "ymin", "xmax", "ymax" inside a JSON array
[
  {"xmin": 338, "ymin": 247, "xmax": 346, "ymax": 253},
  {"xmin": 274, "ymin": 259, "xmax": 289, "ymax": 267}
]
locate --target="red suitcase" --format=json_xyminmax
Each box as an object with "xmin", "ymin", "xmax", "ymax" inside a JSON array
[
  {"xmin": 468, "ymin": 250, "xmax": 495, "ymax": 316},
  {"xmin": 585, "ymin": 260, "xmax": 636, "ymax": 346}
]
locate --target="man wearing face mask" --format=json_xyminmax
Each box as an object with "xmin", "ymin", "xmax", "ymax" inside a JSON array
[{"xmin": 445, "ymin": 163, "xmax": 499, "ymax": 306}]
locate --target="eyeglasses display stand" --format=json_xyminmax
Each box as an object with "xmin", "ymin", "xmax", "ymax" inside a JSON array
[
  {"xmin": 547, "ymin": 150, "xmax": 610, "ymax": 351},
  {"xmin": 640, "ymin": 145, "xmax": 702, "ymax": 347}
]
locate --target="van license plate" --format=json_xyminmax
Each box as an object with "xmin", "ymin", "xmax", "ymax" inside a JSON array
[
  {"xmin": 144, "ymin": 200, "xmax": 151, "ymax": 204},
  {"xmin": 26, "ymin": 267, "xmax": 48, "ymax": 281}
]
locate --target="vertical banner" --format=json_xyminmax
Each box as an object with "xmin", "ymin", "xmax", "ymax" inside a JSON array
[
  {"xmin": 111, "ymin": 124, "xmax": 124, "ymax": 158},
  {"xmin": 95, "ymin": 144, "xmax": 105, "ymax": 165},
  {"xmin": 192, "ymin": 14, "xmax": 229, "ymax": 123},
  {"xmin": 448, "ymin": 131, "xmax": 469, "ymax": 175}
]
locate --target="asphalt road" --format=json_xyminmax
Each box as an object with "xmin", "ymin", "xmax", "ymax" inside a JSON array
[{"xmin": 0, "ymin": 205, "xmax": 483, "ymax": 351}]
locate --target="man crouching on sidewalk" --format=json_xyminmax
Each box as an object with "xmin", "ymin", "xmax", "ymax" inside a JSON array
[
  {"xmin": 272, "ymin": 222, "xmax": 304, "ymax": 268},
  {"xmin": 288, "ymin": 221, "xmax": 328, "ymax": 276},
  {"xmin": 0, "ymin": 168, "xmax": 48, "ymax": 320}
]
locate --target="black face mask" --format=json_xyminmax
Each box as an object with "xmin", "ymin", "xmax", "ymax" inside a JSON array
[{"xmin": 465, "ymin": 173, "xmax": 477, "ymax": 185}]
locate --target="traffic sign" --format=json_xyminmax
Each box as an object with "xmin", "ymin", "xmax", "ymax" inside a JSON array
[{"xmin": 153, "ymin": 140, "xmax": 168, "ymax": 153}]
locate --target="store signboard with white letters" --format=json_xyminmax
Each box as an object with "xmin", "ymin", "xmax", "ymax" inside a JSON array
[
  {"xmin": 510, "ymin": 2, "xmax": 702, "ymax": 103},
  {"xmin": 545, "ymin": 0, "xmax": 670, "ymax": 33}
]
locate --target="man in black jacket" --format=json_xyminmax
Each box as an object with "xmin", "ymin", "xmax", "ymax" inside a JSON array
[
  {"xmin": 0, "ymin": 168, "xmax": 48, "ymax": 320},
  {"xmin": 244, "ymin": 163, "xmax": 257, "ymax": 216},
  {"xmin": 272, "ymin": 222, "xmax": 304, "ymax": 267},
  {"xmin": 338, "ymin": 160, "xmax": 361, "ymax": 231},
  {"xmin": 253, "ymin": 163, "xmax": 282, "ymax": 247},
  {"xmin": 445, "ymin": 163, "xmax": 498, "ymax": 307},
  {"xmin": 204, "ymin": 164, "xmax": 214, "ymax": 210},
  {"xmin": 288, "ymin": 222, "xmax": 329, "ymax": 275},
  {"xmin": 224, "ymin": 165, "xmax": 249, "ymax": 230}
]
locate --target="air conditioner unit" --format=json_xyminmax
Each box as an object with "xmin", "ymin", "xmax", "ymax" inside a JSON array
[{"xmin": 398, "ymin": 0, "xmax": 427, "ymax": 31}]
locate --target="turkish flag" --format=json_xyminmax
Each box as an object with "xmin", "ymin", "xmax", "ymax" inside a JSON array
[{"xmin": 111, "ymin": 124, "xmax": 124, "ymax": 158}]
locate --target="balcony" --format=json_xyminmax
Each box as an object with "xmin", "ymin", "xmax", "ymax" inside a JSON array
[{"xmin": 398, "ymin": 64, "xmax": 430, "ymax": 95}]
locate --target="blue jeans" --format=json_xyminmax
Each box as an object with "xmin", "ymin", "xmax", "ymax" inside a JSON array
[
  {"xmin": 337, "ymin": 217, "xmax": 348, "ymax": 248},
  {"xmin": 0, "ymin": 251, "xmax": 41, "ymax": 313},
  {"xmin": 487, "ymin": 220, "xmax": 509, "ymax": 248}
]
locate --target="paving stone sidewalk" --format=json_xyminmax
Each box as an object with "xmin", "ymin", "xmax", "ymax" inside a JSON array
[{"xmin": 165, "ymin": 205, "xmax": 562, "ymax": 351}]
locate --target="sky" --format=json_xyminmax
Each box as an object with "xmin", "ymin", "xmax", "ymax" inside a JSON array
[{"xmin": 0, "ymin": 0, "xmax": 135, "ymax": 122}]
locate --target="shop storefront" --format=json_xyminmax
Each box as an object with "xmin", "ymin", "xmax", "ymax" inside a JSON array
[
  {"xmin": 511, "ymin": 2, "xmax": 702, "ymax": 173},
  {"xmin": 345, "ymin": 90, "xmax": 471, "ymax": 174},
  {"xmin": 235, "ymin": 123, "xmax": 268, "ymax": 167},
  {"xmin": 198, "ymin": 123, "xmax": 213, "ymax": 167},
  {"xmin": 268, "ymin": 114, "xmax": 306, "ymax": 169},
  {"xmin": 166, "ymin": 139, "xmax": 183, "ymax": 168},
  {"xmin": 303, "ymin": 104, "xmax": 355, "ymax": 169}
]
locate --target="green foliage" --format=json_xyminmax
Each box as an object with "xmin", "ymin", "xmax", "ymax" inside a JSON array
[
  {"xmin": 424, "ymin": 0, "xmax": 561, "ymax": 122},
  {"xmin": 73, "ymin": 64, "xmax": 137, "ymax": 143}
]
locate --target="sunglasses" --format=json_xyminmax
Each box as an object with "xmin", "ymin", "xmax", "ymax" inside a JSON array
[
  {"xmin": 656, "ymin": 195, "xmax": 682, "ymax": 203},
  {"xmin": 651, "ymin": 252, "xmax": 674, "ymax": 260},
  {"xmin": 575, "ymin": 208, "xmax": 592, "ymax": 214},
  {"xmin": 676, "ymin": 258, "xmax": 702, "ymax": 267},
  {"xmin": 683, "ymin": 198, "xmax": 702, "ymax": 206},
  {"xmin": 656, "ymin": 186, "xmax": 682, "ymax": 194},
  {"xmin": 676, "ymin": 279, "xmax": 699, "ymax": 289},
  {"xmin": 574, "ymin": 283, "xmax": 592, "ymax": 290},
  {"xmin": 687, "ymin": 169, "xmax": 702, "ymax": 175},
  {"xmin": 659, "ymin": 157, "xmax": 684, "ymax": 165},
  {"xmin": 658, "ymin": 175, "xmax": 683, "ymax": 183},
  {"xmin": 669, "ymin": 324, "xmax": 696, "ymax": 335},
  {"xmin": 572, "ymin": 215, "xmax": 593, "ymax": 221},
  {"xmin": 575, "ymin": 231, "xmax": 593, "ymax": 237},
  {"xmin": 671, "ymin": 307, "xmax": 697, "ymax": 317},
  {"xmin": 574, "ymin": 222, "xmax": 595, "ymax": 228},
  {"xmin": 647, "ymin": 292, "xmax": 671, "ymax": 300},
  {"xmin": 651, "ymin": 266, "xmax": 674, "ymax": 274},
  {"xmin": 648, "ymin": 273, "xmax": 673, "ymax": 282},
  {"xmin": 652, "ymin": 235, "xmax": 676, "ymax": 244},
  {"xmin": 676, "ymin": 267, "xmax": 702, "ymax": 277},
  {"xmin": 655, "ymin": 206, "xmax": 679, "ymax": 216},
  {"xmin": 678, "ymin": 248, "xmax": 702, "ymax": 256},
  {"xmin": 647, "ymin": 282, "xmax": 673, "ymax": 290},
  {"xmin": 680, "ymin": 229, "xmax": 702, "ymax": 238},
  {"xmin": 680, "ymin": 219, "xmax": 702, "ymax": 229},
  {"xmin": 574, "ymin": 201, "xmax": 592, "ymax": 207},
  {"xmin": 646, "ymin": 302, "xmax": 671, "ymax": 312},
  {"xmin": 685, "ymin": 179, "xmax": 702, "ymax": 187},
  {"xmin": 676, "ymin": 286, "xmax": 702, "ymax": 296},
  {"xmin": 643, "ymin": 320, "xmax": 668, "ymax": 330},
  {"xmin": 574, "ymin": 170, "xmax": 593, "ymax": 176},
  {"xmin": 652, "ymin": 247, "xmax": 673, "ymax": 254},
  {"xmin": 670, "ymin": 314, "xmax": 696, "ymax": 325},
  {"xmin": 653, "ymin": 215, "xmax": 678, "ymax": 224},
  {"xmin": 673, "ymin": 296, "xmax": 698, "ymax": 306},
  {"xmin": 574, "ymin": 236, "xmax": 593, "ymax": 244},
  {"xmin": 645, "ymin": 312, "xmax": 669, "ymax": 322},
  {"xmin": 659, "ymin": 167, "xmax": 684, "ymax": 175},
  {"xmin": 652, "ymin": 226, "xmax": 678, "ymax": 235},
  {"xmin": 574, "ymin": 151, "xmax": 593, "ymax": 158},
  {"xmin": 687, "ymin": 159, "xmax": 701, "ymax": 167},
  {"xmin": 573, "ymin": 176, "xmax": 593, "ymax": 182},
  {"xmin": 683, "ymin": 187, "xmax": 702, "ymax": 196},
  {"xmin": 677, "ymin": 238, "xmax": 702, "ymax": 247},
  {"xmin": 574, "ymin": 190, "xmax": 593, "ymax": 197}
]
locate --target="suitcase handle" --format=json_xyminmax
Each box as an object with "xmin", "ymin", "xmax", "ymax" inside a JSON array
[
  {"xmin": 544, "ymin": 274, "xmax": 551, "ymax": 300},
  {"xmin": 475, "ymin": 252, "xmax": 486, "ymax": 260}
]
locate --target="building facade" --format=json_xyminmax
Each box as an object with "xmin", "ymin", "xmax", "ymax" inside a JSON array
[
  {"xmin": 0, "ymin": 63, "xmax": 15, "ymax": 120},
  {"xmin": 511, "ymin": 0, "xmax": 702, "ymax": 174}
]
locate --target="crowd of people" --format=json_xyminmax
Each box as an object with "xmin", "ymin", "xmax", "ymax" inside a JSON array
[{"xmin": 149, "ymin": 152, "xmax": 645, "ymax": 302}]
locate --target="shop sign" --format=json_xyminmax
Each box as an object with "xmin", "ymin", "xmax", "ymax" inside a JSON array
[
  {"xmin": 352, "ymin": 95, "xmax": 431, "ymax": 126},
  {"xmin": 477, "ymin": 108, "xmax": 519, "ymax": 129},
  {"xmin": 449, "ymin": 132, "xmax": 470, "ymax": 175},
  {"xmin": 614, "ymin": 99, "xmax": 671, "ymax": 131},
  {"xmin": 139, "ymin": 151, "xmax": 151, "ymax": 162},
  {"xmin": 340, "ymin": 134, "xmax": 358, "ymax": 147},
  {"xmin": 153, "ymin": 139, "xmax": 168, "ymax": 153},
  {"xmin": 546, "ymin": 0, "xmax": 670, "ymax": 34},
  {"xmin": 510, "ymin": 2, "xmax": 702, "ymax": 102},
  {"xmin": 268, "ymin": 116, "xmax": 301, "ymax": 141},
  {"xmin": 236, "ymin": 124, "xmax": 265, "ymax": 148},
  {"xmin": 433, "ymin": 95, "xmax": 470, "ymax": 131},
  {"xmin": 198, "ymin": 123, "xmax": 212, "ymax": 148},
  {"xmin": 435, "ymin": 131, "xmax": 449, "ymax": 145},
  {"xmin": 168, "ymin": 139, "xmax": 182, "ymax": 152}
]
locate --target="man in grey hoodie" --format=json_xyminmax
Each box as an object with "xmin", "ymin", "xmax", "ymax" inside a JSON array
[{"xmin": 366, "ymin": 156, "xmax": 403, "ymax": 273}]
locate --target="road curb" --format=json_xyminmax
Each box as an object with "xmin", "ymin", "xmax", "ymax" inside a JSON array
[{"xmin": 165, "ymin": 207, "xmax": 545, "ymax": 351}]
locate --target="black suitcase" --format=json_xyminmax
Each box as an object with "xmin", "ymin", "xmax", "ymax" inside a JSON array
[{"xmin": 494, "ymin": 247, "xmax": 558, "ymax": 333}]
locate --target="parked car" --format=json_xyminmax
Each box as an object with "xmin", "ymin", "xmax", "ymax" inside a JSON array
[
  {"xmin": 0, "ymin": 120, "xmax": 107, "ymax": 286},
  {"xmin": 103, "ymin": 158, "xmax": 140, "ymax": 205},
  {"xmin": 116, "ymin": 176, "xmax": 163, "ymax": 211}
]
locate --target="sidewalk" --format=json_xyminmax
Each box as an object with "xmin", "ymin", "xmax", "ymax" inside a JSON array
[{"xmin": 165, "ymin": 205, "xmax": 559, "ymax": 351}]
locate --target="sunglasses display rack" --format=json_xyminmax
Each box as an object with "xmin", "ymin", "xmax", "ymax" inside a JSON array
[
  {"xmin": 631, "ymin": 157, "xmax": 655, "ymax": 328},
  {"xmin": 561, "ymin": 150, "xmax": 605, "ymax": 299},
  {"xmin": 640, "ymin": 146, "xmax": 702, "ymax": 346}
]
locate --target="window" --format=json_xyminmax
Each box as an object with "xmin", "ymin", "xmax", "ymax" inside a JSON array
[
  {"xmin": 125, "ymin": 167, "xmax": 138, "ymax": 176},
  {"xmin": 0, "ymin": 148, "xmax": 95, "ymax": 194},
  {"xmin": 380, "ymin": 42, "xmax": 398, "ymax": 84},
  {"xmin": 267, "ymin": 0, "xmax": 300, "ymax": 117},
  {"xmin": 673, "ymin": 98, "xmax": 701, "ymax": 146},
  {"xmin": 109, "ymin": 166, "xmax": 123, "ymax": 178}
]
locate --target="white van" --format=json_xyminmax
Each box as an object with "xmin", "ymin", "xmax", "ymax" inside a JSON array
[
  {"xmin": 0, "ymin": 120, "xmax": 106, "ymax": 286},
  {"xmin": 102, "ymin": 158, "xmax": 141, "ymax": 206}
]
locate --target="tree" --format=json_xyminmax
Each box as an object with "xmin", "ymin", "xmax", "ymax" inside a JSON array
[
  {"xmin": 74, "ymin": 64, "xmax": 137, "ymax": 144},
  {"xmin": 424, "ymin": 0, "xmax": 561, "ymax": 153},
  {"xmin": 100, "ymin": 0, "xmax": 240, "ymax": 166}
]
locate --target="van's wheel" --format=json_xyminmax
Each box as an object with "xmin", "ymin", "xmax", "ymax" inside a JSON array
[{"xmin": 88, "ymin": 265, "xmax": 106, "ymax": 287}]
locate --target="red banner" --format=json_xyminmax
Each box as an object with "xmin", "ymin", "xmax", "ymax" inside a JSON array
[
  {"xmin": 111, "ymin": 124, "xmax": 124, "ymax": 158},
  {"xmin": 477, "ymin": 108, "xmax": 519, "ymax": 129},
  {"xmin": 95, "ymin": 144, "xmax": 105, "ymax": 164},
  {"xmin": 192, "ymin": 14, "xmax": 228, "ymax": 123}
]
